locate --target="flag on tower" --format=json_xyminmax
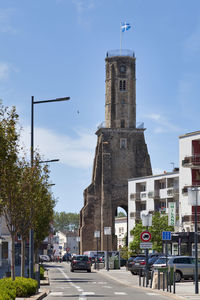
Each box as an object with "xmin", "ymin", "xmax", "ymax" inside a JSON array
[{"xmin": 121, "ymin": 22, "xmax": 131, "ymax": 32}]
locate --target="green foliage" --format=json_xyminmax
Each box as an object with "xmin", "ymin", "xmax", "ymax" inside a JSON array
[
  {"xmin": 129, "ymin": 212, "xmax": 174, "ymax": 254},
  {"xmin": 40, "ymin": 265, "xmax": 45, "ymax": 280},
  {"xmin": 14, "ymin": 277, "xmax": 38, "ymax": 297},
  {"xmin": 53, "ymin": 211, "xmax": 79, "ymax": 232},
  {"xmin": 120, "ymin": 246, "xmax": 129, "ymax": 260},
  {"xmin": 0, "ymin": 277, "xmax": 37, "ymax": 298},
  {"xmin": 117, "ymin": 211, "xmax": 126, "ymax": 217}
]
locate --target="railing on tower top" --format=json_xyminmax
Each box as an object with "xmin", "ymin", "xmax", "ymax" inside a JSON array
[
  {"xmin": 97, "ymin": 122, "xmax": 144, "ymax": 130},
  {"xmin": 106, "ymin": 49, "xmax": 135, "ymax": 58}
]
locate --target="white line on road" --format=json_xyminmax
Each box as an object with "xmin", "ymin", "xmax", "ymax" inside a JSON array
[
  {"xmin": 114, "ymin": 292, "xmax": 127, "ymax": 295},
  {"xmin": 50, "ymin": 292, "xmax": 63, "ymax": 296},
  {"xmin": 146, "ymin": 293, "xmax": 160, "ymax": 296}
]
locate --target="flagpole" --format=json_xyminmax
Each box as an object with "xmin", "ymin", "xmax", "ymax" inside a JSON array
[{"xmin": 120, "ymin": 22, "xmax": 122, "ymax": 55}]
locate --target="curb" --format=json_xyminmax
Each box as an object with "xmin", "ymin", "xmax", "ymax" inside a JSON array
[
  {"xmin": 16, "ymin": 289, "xmax": 50, "ymax": 300},
  {"xmin": 94, "ymin": 269, "xmax": 186, "ymax": 300}
]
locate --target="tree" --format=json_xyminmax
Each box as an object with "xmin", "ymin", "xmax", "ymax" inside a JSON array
[
  {"xmin": 53, "ymin": 212, "xmax": 79, "ymax": 232},
  {"xmin": 0, "ymin": 105, "xmax": 21, "ymax": 280},
  {"xmin": 129, "ymin": 212, "xmax": 174, "ymax": 255},
  {"xmin": 117, "ymin": 211, "xmax": 126, "ymax": 218}
]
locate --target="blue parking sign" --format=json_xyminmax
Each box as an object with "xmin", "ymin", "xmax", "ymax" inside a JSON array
[{"xmin": 162, "ymin": 231, "xmax": 171, "ymax": 240}]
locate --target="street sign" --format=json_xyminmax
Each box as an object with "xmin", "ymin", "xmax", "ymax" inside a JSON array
[
  {"xmin": 162, "ymin": 231, "xmax": 171, "ymax": 241},
  {"xmin": 140, "ymin": 231, "xmax": 151, "ymax": 242},
  {"xmin": 168, "ymin": 202, "xmax": 176, "ymax": 226},
  {"xmin": 140, "ymin": 242, "xmax": 152, "ymax": 249},
  {"xmin": 94, "ymin": 230, "xmax": 100, "ymax": 238},
  {"xmin": 104, "ymin": 227, "xmax": 111, "ymax": 235}
]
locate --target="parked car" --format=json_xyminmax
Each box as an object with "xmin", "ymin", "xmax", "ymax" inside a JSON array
[
  {"xmin": 129, "ymin": 253, "xmax": 163, "ymax": 275},
  {"xmin": 39, "ymin": 255, "xmax": 50, "ymax": 263},
  {"xmin": 152, "ymin": 255, "xmax": 200, "ymax": 282},
  {"xmin": 127, "ymin": 255, "xmax": 145, "ymax": 273},
  {"xmin": 71, "ymin": 255, "xmax": 91, "ymax": 272}
]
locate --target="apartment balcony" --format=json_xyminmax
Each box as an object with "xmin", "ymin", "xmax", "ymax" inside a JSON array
[
  {"xmin": 182, "ymin": 155, "xmax": 200, "ymax": 168},
  {"xmin": 140, "ymin": 191, "xmax": 147, "ymax": 200},
  {"xmin": 130, "ymin": 192, "xmax": 140, "ymax": 201},
  {"xmin": 153, "ymin": 189, "xmax": 160, "ymax": 199},
  {"xmin": 167, "ymin": 187, "xmax": 179, "ymax": 197},
  {"xmin": 148, "ymin": 191, "xmax": 154, "ymax": 198},
  {"xmin": 129, "ymin": 212, "xmax": 141, "ymax": 219}
]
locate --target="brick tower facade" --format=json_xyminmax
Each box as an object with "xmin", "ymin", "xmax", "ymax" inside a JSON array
[{"xmin": 79, "ymin": 51, "xmax": 152, "ymax": 253}]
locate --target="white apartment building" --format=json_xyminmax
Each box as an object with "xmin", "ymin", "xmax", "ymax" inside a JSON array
[
  {"xmin": 179, "ymin": 130, "xmax": 200, "ymax": 232},
  {"xmin": 115, "ymin": 217, "xmax": 127, "ymax": 249},
  {"xmin": 128, "ymin": 172, "xmax": 179, "ymax": 244}
]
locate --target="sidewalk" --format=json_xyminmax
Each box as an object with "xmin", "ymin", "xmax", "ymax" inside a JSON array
[{"xmin": 94, "ymin": 266, "xmax": 200, "ymax": 300}]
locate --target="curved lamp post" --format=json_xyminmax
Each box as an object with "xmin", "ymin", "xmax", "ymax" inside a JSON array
[{"xmin": 30, "ymin": 96, "xmax": 70, "ymax": 278}]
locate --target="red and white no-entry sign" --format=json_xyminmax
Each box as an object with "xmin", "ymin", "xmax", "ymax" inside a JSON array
[{"xmin": 140, "ymin": 231, "xmax": 151, "ymax": 242}]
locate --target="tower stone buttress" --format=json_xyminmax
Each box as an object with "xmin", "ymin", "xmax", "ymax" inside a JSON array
[{"xmin": 79, "ymin": 51, "xmax": 152, "ymax": 253}]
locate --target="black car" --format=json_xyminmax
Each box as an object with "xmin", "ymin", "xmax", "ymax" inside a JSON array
[
  {"xmin": 127, "ymin": 255, "xmax": 145, "ymax": 272},
  {"xmin": 62, "ymin": 253, "xmax": 71, "ymax": 262},
  {"xmin": 71, "ymin": 255, "xmax": 91, "ymax": 272},
  {"xmin": 129, "ymin": 253, "xmax": 164, "ymax": 275}
]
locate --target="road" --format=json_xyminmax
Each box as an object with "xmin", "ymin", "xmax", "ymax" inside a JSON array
[{"xmin": 45, "ymin": 262, "xmax": 170, "ymax": 300}]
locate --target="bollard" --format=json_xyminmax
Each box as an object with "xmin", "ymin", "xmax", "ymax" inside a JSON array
[
  {"xmin": 139, "ymin": 269, "xmax": 141, "ymax": 286},
  {"xmin": 163, "ymin": 271, "xmax": 165, "ymax": 291},
  {"xmin": 150, "ymin": 270, "xmax": 154, "ymax": 288},
  {"xmin": 158, "ymin": 270, "xmax": 160, "ymax": 290},
  {"xmin": 166, "ymin": 269, "xmax": 169, "ymax": 291},
  {"xmin": 169, "ymin": 269, "xmax": 172, "ymax": 293},
  {"xmin": 143, "ymin": 270, "xmax": 145, "ymax": 287},
  {"xmin": 173, "ymin": 265, "xmax": 176, "ymax": 294}
]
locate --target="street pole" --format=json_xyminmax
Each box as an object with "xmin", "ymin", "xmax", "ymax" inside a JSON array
[
  {"xmin": 194, "ymin": 188, "xmax": 198, "ymax": 294},
  {"xmin": 29, "ymin": 95, "xmax": 70, "ymax": 279}
]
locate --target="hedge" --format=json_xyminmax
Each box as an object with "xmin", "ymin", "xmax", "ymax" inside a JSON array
[{"xmin": 0, "ymin": 277, "xmax": 38, "ymax": 299}]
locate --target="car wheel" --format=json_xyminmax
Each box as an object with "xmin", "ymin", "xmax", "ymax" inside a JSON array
[
  {"xmin": 71, "ymin": 269, "xmax": 74, "ymax": 272},
  {"xmin": 175, "ymin": 271, "xmax": 182, "ymax": 282},
  {"xmin": 131, "ymin": 271, "xmax": 137, "ymax": 275},
  {"xmin": 87, "ymin": 269, "xmax": 91, "ymax": 273}
]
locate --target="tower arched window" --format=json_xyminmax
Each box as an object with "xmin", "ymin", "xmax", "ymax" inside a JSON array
[
  {"xmin": 123, "ymin": 80, "xmax": 126, "ymax": 90},
  {"xmin": 121, "ymin": 119, "xmax": 125, "ymax": 128},
  {"xmin": 119, "ymin": 80, "xmax": 126, "ymax": 91}
]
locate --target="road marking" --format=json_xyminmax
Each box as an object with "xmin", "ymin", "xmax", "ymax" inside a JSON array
[
  {"xmin": 103, "ymin": 285, "xmax": 112, "ymax": 288},
  {"xmin": 146, "ymin": 293, "xmax": 160, "ymax": 296},
  {"xmin": 82, "ymin": 292, "xmax": 95, "ymax": 295},
  {"xmin": 114, "ymin": 292, "xmax": 127, "ymax": 295},
  {"xmin": 50, "ymin": 292, "xmax": 63, "ymax": 296}
]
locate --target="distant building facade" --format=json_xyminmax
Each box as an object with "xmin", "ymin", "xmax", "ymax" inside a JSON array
[{"xmin": 115, "ymin": 217, "xmax": 127, "ymax": 249}]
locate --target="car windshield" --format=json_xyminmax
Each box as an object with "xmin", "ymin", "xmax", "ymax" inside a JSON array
[
  {"xmin": 154, "ymin": 257, "xmax": 168, "ymax": 264},
  {"xmin": 134, "ymin": 256, "xmax": 145, "ymax": 261},
  {"xmin": 75, "ymin": 256, "xmax": 89, "ymax": 261}
]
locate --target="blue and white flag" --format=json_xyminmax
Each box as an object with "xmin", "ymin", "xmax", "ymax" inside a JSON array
[{"xmin": 121, "ymin": 22, "xmax": 131, "ymax": 32}]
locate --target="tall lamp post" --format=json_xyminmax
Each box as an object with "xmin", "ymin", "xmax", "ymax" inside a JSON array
[
  {"xmin": 188, "ymin": 187, "xmax": 200, "ymax": 294},
  {"xmin": 30, "ymin": 95, "xmax": 70, "ymax": 278}
]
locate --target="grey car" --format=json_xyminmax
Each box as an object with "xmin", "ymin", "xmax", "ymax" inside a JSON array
[
  {"xmin": 152, "ymin": 255, "xmax": 200, "ymax": 282},
  {"xmin": 71, "ymin": 255, "xmax": 91, "ymax": 272}
]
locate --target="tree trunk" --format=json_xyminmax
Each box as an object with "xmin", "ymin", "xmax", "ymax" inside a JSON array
[
  {"xmin": 21, "ymin": 237, "xmax": 25, "ymax": 277},
  {"xmin": 11, "ymin": 233, "xmax": 15, "ymax": 280}
]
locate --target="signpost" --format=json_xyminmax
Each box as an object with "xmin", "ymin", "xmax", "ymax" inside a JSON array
[
  {"xmin": 140, "ymin": 242, "xmax": 153, "ymax": 249},
  {"xmin": 104, "ymin": 227, "xmax": 111, "ymax": 271},
  {"xmin": 162, "ymin": 231, "xmax": 171, "ymax": 292},
  {"xmin": 140, "ymin": 231, "xmax": 151, "ymax": 242}
]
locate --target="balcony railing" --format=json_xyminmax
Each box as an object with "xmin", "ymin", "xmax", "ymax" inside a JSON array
[
  {"xmin": 130, "ymin": 192, "xmax": 140, "ymax": 201},
  {"xmin": 182, "ymin": 155, "xmax": 200, "ymax": 168},
  {"xmin": 106, "ymin": 49, "xmax": 135, "ymax": 58},
  {"xmin": 167, "ymin": 188, "xmax": 179, "ymax": 197}
]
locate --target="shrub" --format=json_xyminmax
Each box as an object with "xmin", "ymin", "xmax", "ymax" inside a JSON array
[
  {"xmin": 14, "ymin": 277, "xmax": 38, "ymax": 297},
  {"xmin": 40, "ymin": 265, "xmax": 45, "ymax": 279},
  {"xmin": 0, "ymin": 277, "xmax": 37, "ymax": 298}
]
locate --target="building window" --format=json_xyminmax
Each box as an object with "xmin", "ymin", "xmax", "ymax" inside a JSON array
[
  {"xmin": 120, "ymin": 65, "xmax": 126, "ymax": 73},
  {"xmin": 120, "ymin": 138, "xmax": 127, "ymax": 149},
  {"xmin": 119, "ymin": 80, "xmax": 126, "ymax": 91},
  {"xmin": 121, "ymin": 120, "xmax": 125, "ymax": 128},
  {"xmin": 121, "ymin": 99, "xmax": 125, "ymax": 104}
]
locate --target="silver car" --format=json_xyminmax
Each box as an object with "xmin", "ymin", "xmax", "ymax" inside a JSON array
[{"xmin": 152, "ymin": 256, "xmax": 200, "ymax": 282}]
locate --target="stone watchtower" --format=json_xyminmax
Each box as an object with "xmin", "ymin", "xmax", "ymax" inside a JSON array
[{"xmin": 79, "ymin": 50, "xmax": 152, "ymax": 253}]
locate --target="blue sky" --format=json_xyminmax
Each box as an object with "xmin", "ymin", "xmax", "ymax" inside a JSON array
[{"xmin": 1, "ymin": 0, "xmax": 200, "ymax": 213}]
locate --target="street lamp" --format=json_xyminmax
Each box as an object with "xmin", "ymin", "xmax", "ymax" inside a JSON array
[
  {"xmin": 39, "ymin": 159, "xmax": 59, "ymax": 164},
  {"xmin": 188, "ymin": 187, "xmax": 200, "ymax": 294},
  {"xmin": 29, "ymin": 95, "xmax": 70, "ymax": 279}
]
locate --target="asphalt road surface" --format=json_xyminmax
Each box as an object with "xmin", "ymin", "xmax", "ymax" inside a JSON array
[{"xmin": 45, "ymin": 262, "xmax": 170, "ymax": 300}]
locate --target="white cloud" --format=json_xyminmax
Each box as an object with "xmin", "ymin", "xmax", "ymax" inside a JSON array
[
  {"xmin": 145, "ymin": 113, "xmax": 180, "ymax": 133},
  {"xmin": 20, "ymin": 126, "xmax": 97, "ymax": 169}
]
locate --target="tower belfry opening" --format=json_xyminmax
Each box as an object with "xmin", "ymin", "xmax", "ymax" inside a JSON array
[{"xmin": 79, "ymin": 50, "xmax": 152, "ymax": 253}]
